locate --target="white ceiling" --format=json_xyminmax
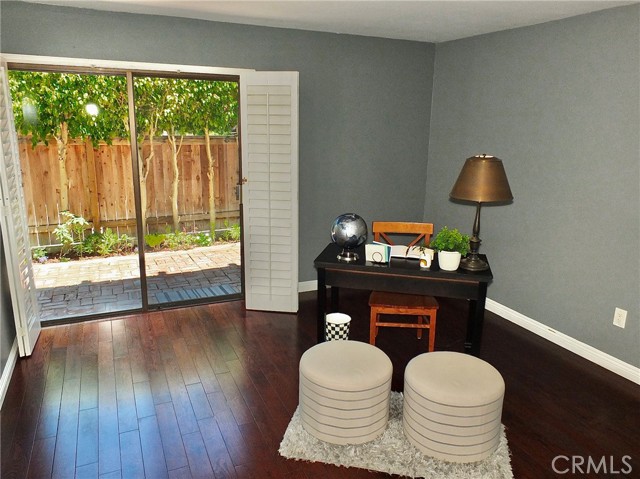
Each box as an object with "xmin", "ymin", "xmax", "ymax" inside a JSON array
[{"xmin": 21, "ymin": 0, "xmax": 638, "ymax": 43}]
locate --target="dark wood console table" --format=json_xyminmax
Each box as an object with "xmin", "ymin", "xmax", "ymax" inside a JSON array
[{"xmin": 314, "ymin": 243, "xmax": 493, "ymax": 355}]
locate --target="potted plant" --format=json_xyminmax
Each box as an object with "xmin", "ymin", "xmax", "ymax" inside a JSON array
[{"xmin": 429, "ymin": 226, "xmax": 470, "ymax": 271}]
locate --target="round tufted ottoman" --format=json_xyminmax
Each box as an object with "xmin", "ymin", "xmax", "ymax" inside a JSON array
[
  {"xmin": 403, "ymin": 352, "xmax": 505, "ymax": 463},
  {"xmin": 299, "ymin": 340, "xmax": 392, "ymax": 445}
]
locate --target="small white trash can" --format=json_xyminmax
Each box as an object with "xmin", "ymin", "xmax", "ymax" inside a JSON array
[{"xmin": 325, "ymin": 312, "xmax": 351, "ymax": 340}]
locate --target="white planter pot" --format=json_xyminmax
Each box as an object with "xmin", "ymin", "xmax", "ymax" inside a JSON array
[{"xmin": 438, "ymin": 251, "xmax": 462, "ymax": 271}]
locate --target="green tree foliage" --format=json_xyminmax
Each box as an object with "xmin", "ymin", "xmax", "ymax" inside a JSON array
[
  {"xmin": 183, "ymin": 79, "xmax": 238, "ymax": 136},
  {"xmin": 9, "ymin": 71, "xmax": 237, "ymax": 147},
  {"xmin": 9, "ymin": 71, "xmax": 129, "ymax": 211},
  {"xmin": 8, "ymin": 71, "xmax": 129, "ymax": 146},
  {"xmin": 159, "ymin": 79, "xmax": 191, "ymax": 231},
  {"xmin": 181, "ymin": 79, "xmax": 238, "ymax": 236},
  {"xmin": 132, "ymin": 77, "xmax": 172, "ymax": 235},
  {"xmin": 9, "ymin": 71, "xmax": 238, "ymax": 237},
  {"xmin": 132, "ymin": 76, "xmax": 238, "ymax": 233}
]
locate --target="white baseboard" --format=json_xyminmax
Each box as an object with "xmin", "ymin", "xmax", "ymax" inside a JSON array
[
  {"xmin": 299, "ymin": 280, "xmax": 318, "ymax": 293},
  {"xmin": 298, "ymin": 281, "xmax": 639, "ymax": 385},
  {"xmin": 0, "ymin": 339, "xmax": 18, "ymax": 410},
  {"xmin": 486, "ymin": 299, "xmax": 640, "ymax": 385}
]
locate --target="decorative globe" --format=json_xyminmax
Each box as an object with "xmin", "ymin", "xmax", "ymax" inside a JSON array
[{"xmin": 330, "ymin": 213, "xmax": 368, "ymax": 262}]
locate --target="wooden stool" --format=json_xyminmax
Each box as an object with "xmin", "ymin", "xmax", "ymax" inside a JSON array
[
  {"xmin": 369, "ymin": 291, "xmax": 439, "ymax": 351},
  {"xmin": 299, "ymin": 340, "xmax": 392, "ymax": 445},
  {"xmin": 403, "ymin": 352, "xmax": 505, "ymax": 463}
]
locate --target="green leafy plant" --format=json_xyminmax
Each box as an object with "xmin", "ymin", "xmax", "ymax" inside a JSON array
[
  {"xmin": 429, "ymin": 226, "xmax": 470, "ymax": 256},
  {"xmin": 75, "ymin": 233, "xmax": 100, "ymax": 256},
  {"xmin": 53, "ymin": 211, "xmax": 89, "ymax": 257},
  {"xmin": 194, "ymin": 232, "xmax": 212, "ymax": 247},
  {"xmin": 163, "ymin": 230, "xmax": 192, "ymax": 249},
  {"xmin": 96, "ymin": 228, "xmax": 120, "ymax": 256},
  {"xmin": 31, "ymin": 246, "xmax": 48, "ymax": 263},
  {"xmin": 116, "ymin": 233, "xmax": 134, "ymax": 253},
  {"xmin": 144, "ymin": 233, "xmax": 166, "ymax": 249},
  {"xmin": 145, "ymin": 230, "xmax": 213, "ymax": 250},
  {"xmin": 218, "ymin": 221, "xmax": 241, "ymax": 242},
  {"xmin": 76, "ymin": 229, "xmax": 134, "ymax": 257}
]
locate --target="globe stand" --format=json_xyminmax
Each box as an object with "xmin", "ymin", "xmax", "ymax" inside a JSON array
[{"xmin": 337, "ymin": 248, "xmax": 359, "ymax": 262}]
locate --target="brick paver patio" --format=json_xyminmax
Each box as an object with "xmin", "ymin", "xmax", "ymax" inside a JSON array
[{"xmin": 32, "ymin": 243, "xmax": 241, "ymax": 321}]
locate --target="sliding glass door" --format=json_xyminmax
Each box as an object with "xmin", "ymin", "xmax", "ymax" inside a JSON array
[
  {"xmin": 131, "ymin": 74, "xmax": 241, "ymax": 307},
  {"xmin": 7, "ymin": 65, "xmax": 242, "ymax": 322}
]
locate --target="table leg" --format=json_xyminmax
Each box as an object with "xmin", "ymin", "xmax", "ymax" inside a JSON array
[
  {"xmin": 330, "ymin": 286, "xmax": 340, "ymax": 312},
  {"xmin": 465, "ymin": 283, "xmax": 488, "ymax": 356},
  {"xmin": 317, "ymin": 268, "xmax": 327, "ymax": 342}
]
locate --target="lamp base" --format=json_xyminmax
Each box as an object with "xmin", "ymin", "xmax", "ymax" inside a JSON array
[
  {"xmin": 337, "ymin": 250, "xmax": 359, "ymax": 262},
  {"xmin": 460, "ymin": 254, "xmax": 489, "ymax": 271}
]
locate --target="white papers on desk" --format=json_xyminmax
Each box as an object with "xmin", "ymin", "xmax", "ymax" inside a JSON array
[{"xmin": 365, "ymin": 242, "xmax": 429, "ymax": 263}]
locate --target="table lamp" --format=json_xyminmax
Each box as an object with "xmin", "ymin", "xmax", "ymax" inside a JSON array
[{"xmin": 450, "ymin": 154, "xmax": 513, "ymax": 271}]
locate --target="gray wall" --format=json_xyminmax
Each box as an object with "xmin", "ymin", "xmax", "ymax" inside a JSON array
[
  {"xmin": 0, "ymin": 1, "xmax": 436, "ymax": 283},
  {"xmin": 425, "ymin": 5, "xmax": 640, "ymax": 366}
]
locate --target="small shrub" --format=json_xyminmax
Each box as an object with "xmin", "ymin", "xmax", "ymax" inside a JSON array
[
  {"xmin": 76, "ymin": 229, "xmax": 135, "ymax": 257},
  {"xmin": 96, "ymin": 228, "xmax": 119, "ymax": 256},
  {"xmin": 146, "ymin": 230, "xmax": 214, "ymax": 250},
  {"xmin": 53, "ymin": 211, "xmax": 89, "ymax": 257},
  {"xmin": 194, "ymin": 232, "xmax": 212, "ymax": 247},
  {"xmin": 76, "ymin": 233, "xmax": 101, "ymax": 256},
  {"xmin": 31, "ymin": 246, "xmax": 48, "ymax": 263},
  {"xmin": 145, "ymin": 233, "xmax": 166, "ymax": 249},
  {"xmin": 163, "ymin": 230, "xmax": 191, "ymax": 249},
  {"xmin": 116, "ymin": 234, "xmax": 134, "ymax": 253},
  {"xmin": 219, "ymin": 221, "xmax": 241, "ymax": 242}
]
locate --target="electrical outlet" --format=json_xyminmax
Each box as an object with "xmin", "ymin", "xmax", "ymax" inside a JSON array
[{"xmin": 613, "ymin": 308, "xmax": 627, "ymax": 328}]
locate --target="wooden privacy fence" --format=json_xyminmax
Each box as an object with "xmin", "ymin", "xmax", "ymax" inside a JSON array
[{"xmin": 18, "ymin": 136, "xmax": 240, "ymax": 247}]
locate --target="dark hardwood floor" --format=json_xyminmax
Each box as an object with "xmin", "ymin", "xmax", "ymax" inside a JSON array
[{"xmin": 1, "ymin": 290, "xmax": 639, "ymax": 478}]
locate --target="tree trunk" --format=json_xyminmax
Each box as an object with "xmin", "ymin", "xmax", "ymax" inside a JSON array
[
  {"xmin": 84, "ymin": 138, "xmax": 100, "ymax": 231},
  {"xmin": 137, "ymin": 139, "xmax": 154, "ymax": 236},
  {"xmin": 138, "ymin": 157, "xmax": 148, "ymax": 236},
  {"xmin": 137, "ymin": 128, "xmax": 157, "ymax": 236},
  {"xmin": 204, "ymin": 128, "xmax": 217, "ymax": 238},
  {"xmin": 167, "ymin": 130, "xmax": 183, "ymax": 232},
  {"xmin": 56, "ymin": 121, "xmax": 69, "ymax": 212}
]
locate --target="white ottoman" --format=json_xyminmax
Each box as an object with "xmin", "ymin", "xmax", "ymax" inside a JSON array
[
  {"xmin": 299, "ymin": 340, "xmax": 392, "ymax": 445},
  {"xmin": 403, "ymin": 352, "xmax": 505, "ymax": 463}
]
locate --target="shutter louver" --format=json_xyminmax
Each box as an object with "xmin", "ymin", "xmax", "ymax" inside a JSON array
[
  {"xmin": 0, "ymin": 63, "xmax": 41, "ymax": 356},
  {"xmin": 241, "ymin": 72, "xmax": 299, "ymax": 312}
]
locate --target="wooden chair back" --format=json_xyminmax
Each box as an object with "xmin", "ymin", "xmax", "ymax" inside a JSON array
[
  {"xmin": 369, "ymin": 222, "xmax": 439, "ymax": 351},
  {"xmin": 371, "ymin": 222, "xmax": 434, "ymax": 249}
]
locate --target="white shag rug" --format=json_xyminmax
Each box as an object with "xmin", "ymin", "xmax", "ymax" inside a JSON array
[{"xmin": 279, "ymin": 392, "xmax": 513, "ymax": 479}]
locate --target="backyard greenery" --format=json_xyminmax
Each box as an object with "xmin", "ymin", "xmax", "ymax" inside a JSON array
[
  {"xmin": 36, "ymin": 210, "xmax": 241, "ymax": 262},
  {"xmin": 48, "ymin": 211, "xmax": 135, "ymax": 261},
  {"xmin": 144, "ymin": 221, "xmax": 240, "ymax": 251},
  {"xmin": 9, "ymin": 71, "xmax": 239, "ymax": 242},
  {"xmin": 53, "ymin": 211, "xmax": 90, "ymax": 258}
]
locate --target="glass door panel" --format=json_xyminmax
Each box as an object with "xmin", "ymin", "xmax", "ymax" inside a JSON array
[
  {"xmin": 8, "ymin": 69, "xmax": 142, "ymax": 321},
  {"xmin": 132, "ymin": 75, "xmax": 241, "ymax": 307}
]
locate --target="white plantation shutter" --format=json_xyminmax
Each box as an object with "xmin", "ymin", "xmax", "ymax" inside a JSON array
[
  {"xmin": 240, "ymin": 72, "xmax": 299, "ymax": 312},
  {"xmin": 0, "ymin": 63, "xmax": 41, "ymax": 356}
]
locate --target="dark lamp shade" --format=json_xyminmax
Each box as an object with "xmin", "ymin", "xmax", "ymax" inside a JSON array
[{"xmin": 450, "ymin": 155, "xmax": 513, "ymax": 203}]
